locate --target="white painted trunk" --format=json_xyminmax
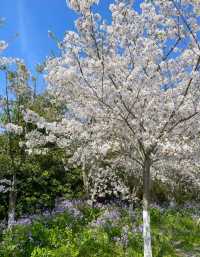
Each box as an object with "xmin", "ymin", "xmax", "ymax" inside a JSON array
[
  {"xmin": 8, "ymin": 175, "xmax": 16, "ymax": 228},
  {"xmin": 143, "ymin": 209, "xmax": 152, "ymax": 257},
  {"xmin": 8, "ymin": 190, "xmax": 16, "ymax": 228},
  {"xmin": 143, "ymin": 157, "xmax": 153, "ymax": 257},
  {"xmin": 8, "ymin": 207, "xmax": 15, "ymax": 228}
]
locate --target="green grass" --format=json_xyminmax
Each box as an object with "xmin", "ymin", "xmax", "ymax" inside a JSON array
[{"xmin": 0, "ymin": 205, "xmax": 199, "ymax": 257}]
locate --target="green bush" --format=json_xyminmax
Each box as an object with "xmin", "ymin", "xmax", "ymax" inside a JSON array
[{"xmin": 0, "ymin": 207, "xmax": 199, "ymax": 257}]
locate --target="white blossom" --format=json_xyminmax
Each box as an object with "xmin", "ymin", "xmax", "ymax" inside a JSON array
[
  {"xmin": 0, "ymin": 40, "xmax": 8, "ymax": 52},
  {"xmin": 4, "ymin": 123, "xmax": 23, "ymax": 135}
]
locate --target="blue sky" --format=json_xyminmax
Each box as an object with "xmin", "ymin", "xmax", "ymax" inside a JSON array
[
  {"xmin": 0, "ymin": 0, "xmax": 115, "ymax": 69},
  {"xmin": 0, "ymin": 0, "xmax": 77, "ymax": 71},
  {"xmin": 0, "ymin": 0, "xmax": 121, "ymax": 92}
]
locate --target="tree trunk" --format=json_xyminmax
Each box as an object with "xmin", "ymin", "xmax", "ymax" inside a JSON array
[
  {"xmin": 8, "ymin": 174, "xmax": 16, "ymax": 228},
  {"xmin": 143, "ymin": 157, "xmax": 152, "ymax": 257},
  {"xmin": 82, "ymin": 170, "xmax": 89, "ymax": 197},
  {"xmin": 129, "ymin": 202, "xmax": 134, "ymax": 223},
  {"xmin": 129, "ymin": 194, "xmax": 135, "ymax": 222},
  {"xmin": 5, "ymin": 73, "xmax": 17, "ymax": 229}
]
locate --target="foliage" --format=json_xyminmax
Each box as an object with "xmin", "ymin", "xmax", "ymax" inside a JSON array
[
  {"xmin": 0, "ymin": 205, "xmax": 199, "ymax": 257},
  {"xmin": 0, "ymin": 70, "xmax": 83, "ymax": 219}
]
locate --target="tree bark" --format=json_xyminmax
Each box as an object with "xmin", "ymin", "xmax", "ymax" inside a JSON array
[
  {"xmin": 143, "ymin": 157, "xmax": 152, "ymax": 257},
  {"xmin": 129, "ymin": 202, "xmax": 134, "ymax": 222},
  {"xmin": 8, "ymin": 174, "xmax": 16, "ymax": 228},
  {"xmin": 82, "ymin": 170, "xmax": 89, "ymax": 197}
]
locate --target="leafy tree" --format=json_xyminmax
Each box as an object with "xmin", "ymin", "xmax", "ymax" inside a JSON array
[
  {"xmin": 0, "ymin": 62, "xmax": 33, "ymax": 227},
  {"xmin": 0, "ymin": 60, "xmax": 83, "ymax": 225}
]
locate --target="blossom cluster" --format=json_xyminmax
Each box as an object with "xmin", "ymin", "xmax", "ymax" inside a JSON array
[
  {"xmin": 0, "ymin": 40, "xmax": 8, "ymax": 52},
  {"xmin": 4, "ymin": 123, "xmax": 23, "ymax": 135}
]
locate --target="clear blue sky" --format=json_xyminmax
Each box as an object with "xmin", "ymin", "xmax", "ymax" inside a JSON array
[
  {"xmin": 0, "ymin": 0, "xmax": 143, "ymax": 92},
  {"xmin": 0, "ymin": 0, "xmax": 118, "ymax": 92},
  {"xmin": 0, "ymin": 0, "xmax": 114, "ymax": 68}
]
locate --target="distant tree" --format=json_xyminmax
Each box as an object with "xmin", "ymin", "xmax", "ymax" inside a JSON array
[{"xmin": 0, "ymin": 61, "xmax": 33, "ymax": 227}]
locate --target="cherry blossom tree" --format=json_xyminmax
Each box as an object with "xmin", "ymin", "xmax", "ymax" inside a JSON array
[{"xmin": 23, "ymin": 1, "xmax": 200, "ymax": 256}]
